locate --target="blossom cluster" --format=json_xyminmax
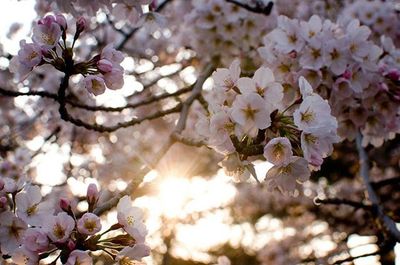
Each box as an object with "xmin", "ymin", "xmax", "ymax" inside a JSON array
[
  {"xmin": 177, "ymin": 0, "xmax": 276, "ymax": 65},
  {"xmin": 0, "ymin": 171, "xmax": 150, "ymax": 264},
  {"xmin": 37, "ymin": 0, "xmax": 152, "ymax": 18},
  {"xmin": 259, "ymin": 15, "xmax": 400, "ymax": 146},
  {"xmin": 339, "ymin": 0, "xmax": 400, "ymax": 45},
  {"xmin": 196, "ymin": 60, "xmax": 339, "ymax": 194},
  {"xmin": 10, "ymin": 14, "xmax": 125, "ymax": 96}
]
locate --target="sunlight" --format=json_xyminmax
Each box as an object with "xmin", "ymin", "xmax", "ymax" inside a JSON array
[{"xmin": 157, "ymin": 177, "xmax": 191, "ymax": 218}]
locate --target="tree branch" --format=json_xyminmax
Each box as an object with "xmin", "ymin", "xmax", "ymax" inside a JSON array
[
  {"xmin": 315, "ymin": 197, "xmax": 371, "ymax": 210},
  {"xmin": 333, "ymin": 250, "xmax": 380, "ymax": 265},
  {"xmin": 225, "ymin": 0, "xmax": 274, "ymax": 16},
  {"xmin": 356, "ymin": 132, "xmax": 400, "ymax": 242}
]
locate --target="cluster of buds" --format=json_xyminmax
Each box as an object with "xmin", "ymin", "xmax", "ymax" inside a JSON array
[
  {"xmin": 0, "ymin": 181, "xmax": 150, "ymax": 264},
  {"xmin": 10, "ymin": 14, "xmax": 125, "ymax": 96}
]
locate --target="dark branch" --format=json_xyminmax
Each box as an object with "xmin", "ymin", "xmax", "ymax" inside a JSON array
[
  {"xmin": 333, "ymin": 250, "xmax": 380, "ymax": 264},
  {"xmin": 315, "ymin": 198, "xmax": 371, "ymax": 210},
  {"xmin": 356, "ymin": 133, "xmax": 400, "ymax": 242},
  {"xmin": 225, "ymin": 0, "xmax": 274, "ymax": 16}
]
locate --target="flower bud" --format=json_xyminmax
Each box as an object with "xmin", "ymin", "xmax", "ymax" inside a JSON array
[
  {"xmin": 38, "ymin": 15, "xmax": 56, "ymax": 26},
  {"xmin": 67, "ymin": 239, "xmax": 76, "ymax": 251},
  {"xmin": 87, "ymin": 183, "xmax": 99, "ymax": 212},
  {"xmin": 76, "ymin": 17, "xmax": 86, "ymax": 33},
  {"xmin": 0, "ymin": 196, "xmax": 7, "ymax": 208},
  {"xmin": 87, "ymin": 183, "xmax": 99, "ymax": 203},
  {"xmin": 387, "ymin": 69, "xmax": 400, "ymax": 81},
  {"xmin": 60, "ymin": 198, "xmax": 71, "ymax": 212},
  {"xmin": 342, "ymin": 69, "xmax": 352, "ymax": 80},
  {"xmin": 55, "ymin": 14, "xmax": 67, "ymax": 30}
]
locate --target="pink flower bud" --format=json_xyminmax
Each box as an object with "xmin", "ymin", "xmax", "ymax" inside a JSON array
[
  {"xmin": 387, "ymin": 69, "xmax": 400, "ymax": 81},
  {"xmin": 38, "ymin": 15, "xmax": 56, "ymax": 26},
  {"xmin": 76, "ymin": 17, "xmax": 86, "ymax": 33},
  {"xmin": 97, "ymin": 59, "xmax": 113, "ymax": 73},
  {"xmin": 0, "ymin": 196, "xmax": 7, "ymax": 208},
  {"xmin": 288, "ymin": 50, "xmax": 297, "ymax": 59},
  {"xmin": 55, "ymin": 14, "xmax": 67, "ymax": 30},
  {"xmin": 0, "ymin": 178, "xmax": 4, "ymax": 191},
  {"xmin": 67, "ymin": 240, "xmax": 76, "ymax": 251},
  {"xmin": 87, "ymin": 183, "xmax": 99, "ymax": 204},
  {"xmin": 60, "ymin": 198, "xmax": 71, "ymax": 211},
  {"xmin": 342, "ymin": 69, "xmax": 352, "ymax": 80}
]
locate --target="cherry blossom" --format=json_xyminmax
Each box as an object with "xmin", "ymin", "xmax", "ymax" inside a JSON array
[
  {"xmin": 65, "ymin": 250, "xmax": 93, "ymax": 265},
  {"xmin": 77, "ymin": 213, "xmax": 102, "ymax": 235},
  {"xmin": 0, "ymin": 212, "xmax": 27, "ymax": 254},
  {"xmin": 45, "ymin": 212, "xmax": 75, "ymax": 243},
  {"xmin": 117, "ymin": 195, "xmax": 148, "ymax": 243}
]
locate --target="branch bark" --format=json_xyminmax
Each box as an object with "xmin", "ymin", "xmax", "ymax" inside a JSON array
[
  {"xmin": 225, "ymin": 0, "xmax": 274, "ymax": 16},
  {"xmin": 356, "ymin": 132, "xmax": 400, "ymax": 242}
]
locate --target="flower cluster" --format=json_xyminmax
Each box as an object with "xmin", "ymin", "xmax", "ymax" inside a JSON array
[
  {"xmin": 10, "ymin": 14, "xmax": 125, "ymax": 96},
  {"xmin": 81, "ymin": 44, "xmax": 125, "ymax": 96},
  {"xmin": 197, "ymin": 60, "xmax": 339, "ymax": 194},
  {"xmin": 37, "ymin": 0, "xmax": 152, "ymax": 17},
  {"xmin": 339, "ymin": 0, "xmax": 400, "ymax": 45},
  {"xmin": 0, "ymin": 177, "xmax": 150, "ymax": 264},
  {"xmin": 177, "ymin": 0, "xmax": 276, "ymax": 65},
  {"xmin": 259, "ymin": 15, "xmax": 400, "ymax": 146}
]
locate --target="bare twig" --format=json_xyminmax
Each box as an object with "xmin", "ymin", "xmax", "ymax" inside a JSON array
[
  {"xmin": 356, "ymin": 132, "xmax": 400, "ymax": 242},
  {"xmin": 315, "ymin": 198, "xmax": 371, "ymax": 210},
  {"xmin": 333, "ymin": 250, "xmax": 380, "ymax": 264},
  {"xmin": 225, "ymin": 0, "xmax": 274, "ymax": 15}
]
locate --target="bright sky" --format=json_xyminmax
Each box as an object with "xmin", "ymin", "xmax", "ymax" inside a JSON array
[{"xmin": 0, "ymin": 0, "xmax": 36, "ymax": 54}]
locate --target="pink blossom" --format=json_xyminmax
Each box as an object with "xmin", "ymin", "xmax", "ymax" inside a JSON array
[
  {"xmin": 84, "ymin": 75, "xmax": 106, "ymax": 96},
  {"xmin": 0, "ymin": 212, "xmax": 27, "ymax": 254},
  {"xmin": 231, "ymin": 93, "xmax": 272, "ymax": 137},
  {"xmin": 116, "ymin": 243, "xmax": 151, "ymax": 263},
  {"xmin": 55, "ymin": 14, "xmax": 67, "ymax": 30},
  {"xmin": 17, "ymin": 40, "xmax": 42, "ymax": 68},
  {"xmin": 104, "ymin": 68, "xmax": 124, "ymax": 90},
  {"xmin": 264, "ymin": 137, "xmax": 293, "ymax": 166},
  {"xmin": 117, "ymin": 196, "xmax": 148, "ymax": 243},
  {"xmin": 266, "ymin": 156, "xmax": 310, "ymax": 194},
  {"xmin": 77, "ymin": 213, "xmax": 101, "ymax": 235},
  {"xmin": 101, "ymin": 44, "xmax": 124, "ymax": 64},
  {"xmin": 66, "ymin": 250, "xmax": 92, "ymax": 265},
  {"xmin": 16, "ymin": 185, "xmax": 53, "ymax": 226},
  {"xmin": 212, "ymin": 59, "xmax": 241, "ymax": 92},
  {"xmin": 45, "ymin": 212, "xmax": 75, "ymax": 243},
  {"xmin": 32, "ymin": 16, "xmax": 62, "ymax": 49},
  {"xmin": 23, "ymin": 228, "xmax": 49, "ymax": 252},
  {"xmin": 236, "ymin": 67, "xmax": 283, "ymax": 111},
  {"xmin": 97, "ymin": 59, "xmax": 113, "ymax": 73},
  {"xmin": 11, "ymin": 246, "xmax": 38, "ymax": 265}
]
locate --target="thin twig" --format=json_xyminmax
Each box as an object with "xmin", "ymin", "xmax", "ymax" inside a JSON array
[
  {"xmin": 315, "ymin": 198, "xmax": 371, "ymax": 210},
  {"xmin": 225, "ymin": 0, "xmax": 274, "ymax": 15},
  {"xmin": 333, "ymin": 250, "xmax": 380, "ymax": 264}
]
